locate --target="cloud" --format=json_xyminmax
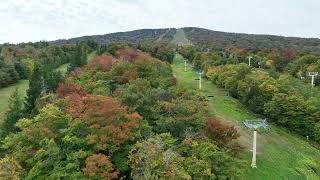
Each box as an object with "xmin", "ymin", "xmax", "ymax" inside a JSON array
[{"xmin": 0, "ymin": 0, "xmax": 319, "ymax": 43}]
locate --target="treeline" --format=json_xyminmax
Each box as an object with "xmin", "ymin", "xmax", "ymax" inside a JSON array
[
  {"xmin": 178, "ymin": 45, "xmax": 320, "ymax": 86},
  {"xmin": 182, "ymin": 27, "xmax": 320, "ymax": 54},
  {"xmin": 96, "ymin": 42, "xmax": 176, "ymax": 64},
  {"xmin": 137, "ymin": 43, "xmax": 175, "ymax": 63},
  {"xmin": 0, "ymin": 40, "xmax": 98, "ymax": 89},
  {"xmin": 0, "ymin": 47, "xmax": 243, "ymax": 179},
  {"xmin": 178, "ymin": 46, "xmax": 320, "ymax": 143},
  {"xmin": 0, "ymin": 56, "xmax": 24, "ymax": 87},
  {"xmin": 0, "ymin": 41, "xmax": 96, "ymax": 137},
  {"xmin": 24, "ymin": 41, "xmax": 98, "ymax": 116},
  {"xmin": 207, "ymin": 64, "xmax": 320, "ymax": 142},
  {"xmin": 0, "ymin": 44, "xmax": 35, "ymax": 88}
]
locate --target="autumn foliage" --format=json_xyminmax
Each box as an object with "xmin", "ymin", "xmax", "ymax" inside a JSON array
[
  {"xmin": 86, "ymin": 55, "xmax": 115, "ymax": 72},
  {"xmin": 205, "ymin": 118, "xmax": 240, "ymax": 148},
  {"xmin": 117, "ymin": 69, "xmax": 139, "ymax": 84},
  {"xmin": 65, "ymin": 95, "xmax": 141, "ymax": 150},
  {"xmin": 116, "ymin": 48, "xmax": 154, "ymax": 62},
  {"xmin": 56, "ymin": 82, "xmax": 88, "ymax": 97},
  {"xmin": 82, "ymin": 154, "xmax": 119, "ymax": 179},
  {"xmin": 0, "ymin": 46, "xmax": 246, "ymax": 179}
]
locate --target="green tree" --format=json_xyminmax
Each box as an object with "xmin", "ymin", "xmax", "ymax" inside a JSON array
[
  {"xmin": 115, "ymin": 79, "xmax": 159, "ymax": 121},
  {"xmin": 2, "ymin": 105, "xmax": 89, "ymax": 178},
  {"xmin": 129, "ymin": 133, "xmax": 244, "ymax": 180},
  {"xmin": 0, "ymin": 88, "xmax": 24, "ymax": 139},
  {"xmin": 0, "ymin": 156, "xmax": 22, "ymax": 180},
  {"xmin": 68, "ymin": 44, "xmax": 87, "ymax": 71},
  {"xmin": 44, "ymin": 70, "xmax": 63, "ymax": 92},
  {"xmin": 152, "ymin": 90, "xmax": 206, "ymax": 136},
  {"xmin": 264, "ymin": 93, "xmax": 317, "ymax": 136},
  {"xmin": 129, "ymin": 134, "xmax": 192, "ymax": 180},
  {"xmin": 24, "ymin": 62, "xmax": 43, "ymax": 115},
  {"xmin": 237, "ymin": 70, "xmax": 277, "ymax": 113}
]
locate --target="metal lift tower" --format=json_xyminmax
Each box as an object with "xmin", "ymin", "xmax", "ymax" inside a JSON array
[
  {"xmin": 307, "ymin": 72, "xmax": 318, "ymax": 88},
  {"xmin": 184, "ymin": 60, "xmax": 188, "ymax": 72},
  {"xmin": 198, "ymin": 71, "xmax": 203, "ymax": 90},
  {"xmin": 244, "ymin": 119, "xmax": 268, "ymax": 168}
]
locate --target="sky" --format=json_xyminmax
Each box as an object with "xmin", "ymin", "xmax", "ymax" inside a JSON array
[{"xmin": 1, "ymin": 0, "xmax": 319, "ymax": 43}]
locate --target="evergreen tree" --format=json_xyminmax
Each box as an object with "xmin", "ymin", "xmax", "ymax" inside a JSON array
[
  {"xmin": 68, "ymin": 44, "xmax": 87, "ymax": 71},
  {"xmin": 6, "ymin": 65, "xmax": 20, "ymax": 84},
  {"xmin": 24, "ymin": 62, "xmax": 43, "ymax": 115},
  {"xmin": 0, "ymin": 88, "xmax": 24, "ymax": 139},
  {"xmin": 98, "ymin": 44, "xmax": 108, "ymax": 55},
  {"xmin": 44, "ymin": 70, "xmax": 63, "ymax": 92},
  {"xmin": 14, "ymin": 61, "xmax": 27, "ymax": 79}
]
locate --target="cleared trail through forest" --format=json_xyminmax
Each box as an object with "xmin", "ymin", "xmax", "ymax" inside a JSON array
[
  {"xmin": 172, "ymin": 53, "xmax": 320, "ymax": 180},
  {"xmin": 171, "ymin": 28, "xmax": 192, "ymax": 46}
]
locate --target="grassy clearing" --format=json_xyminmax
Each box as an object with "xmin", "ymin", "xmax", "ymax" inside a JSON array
[
  {"xmin": 0, "ymin": 80, "xmax": 29, "ymax": 122},
  {"xmin": 172, "ymin": 54, "xmax": 320, "ymax": 180}
]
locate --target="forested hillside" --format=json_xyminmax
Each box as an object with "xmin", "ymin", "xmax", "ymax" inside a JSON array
[
  {"xmin": 182, "ymin": 27, "xmax": 320, "ymax": 53},
  {"xmin": 50, "ymin": 27, "xmax": 320, "ymax": 55},
  {"xmin": 52, "ymin": 28, "xmax": 176, "ymax": 45},
  {"xmin": 0, "ymin": 45, "xmax": 244, "ymax": 179}
]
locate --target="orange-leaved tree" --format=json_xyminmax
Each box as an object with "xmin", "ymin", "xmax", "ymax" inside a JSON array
[
  {"xmin": 65, "ymin": 95, "xmax": 141, "ymax": 151},
  {"xmin": 82, "ymin": 154, "xmax": 119, "ymax": 180}
]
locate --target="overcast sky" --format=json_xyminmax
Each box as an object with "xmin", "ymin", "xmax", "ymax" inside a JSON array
[{"xmin": 1, "ymin": 0, "xmax": 319, "ymax": 43}]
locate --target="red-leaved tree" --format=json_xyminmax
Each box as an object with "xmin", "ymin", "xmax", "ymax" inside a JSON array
[
  {"xmin": 82, "ymin": 154, "xmax": 119, "ymax": 179},
  {"xmin": 205, "ymin": 117, "xmax": 242, "ymax": 154},
  {"xmin": 56, "ymin": 83, "xmax": 88, "ymax": 97},
  {"xmin": 116, "ymin": 48, "xmax": 154, "ymax": 62},
  {"xmin": 86, "ymin": 55, "xmax": 115, "ymax": 72},
  {"xmin": 65, "ymin": 95, "xmax": 141, "ymax": 151}
]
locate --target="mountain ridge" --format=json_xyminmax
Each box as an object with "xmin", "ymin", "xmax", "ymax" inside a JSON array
[
  {"xmin": 50, "ymin": 27, "xmax": 320, "ymax": 53},
  {"xmin": 51, "ymin": 28, "xmax": 177, "ymax": 45}
]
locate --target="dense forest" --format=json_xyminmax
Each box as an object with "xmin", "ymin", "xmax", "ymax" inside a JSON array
[
  {"xmin": 0, "ymin": 44, "xmax": 243, "ymax": 179},
  {"xmin": 0, "ymin": 40, "xmax": 99, "ymax": 89},
  {"xmin": 0, "ymin": 28, "xmax": 320, "ymax": 179}
]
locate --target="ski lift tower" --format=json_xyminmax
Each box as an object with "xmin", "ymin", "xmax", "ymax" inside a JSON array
[
  {"xmin": 184, "ymin": 59, "xmax": 188, "ymax": 72},
  {"xmin": 307, "ymin": 72, "xmax": 318, "ymax": 88},
  {"xmin": 198, "ymin": 71, "xmax": 203, "ymax": 90},
  {"xmin": 248, "ymin": 56, "xmax": 253, "ymax": 67},
  {"xmin": 243, "ymin": 119, "xmax": 268, "ymax": 168}
]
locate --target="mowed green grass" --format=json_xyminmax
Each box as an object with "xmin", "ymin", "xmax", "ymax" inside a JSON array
[
  {"xmin": 0, "ymin": 80, "xmax": 29, "ymax": 122},
  {"xmin": 172, "ymin": 54, "xmax": 320, "ymax": 180}
]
